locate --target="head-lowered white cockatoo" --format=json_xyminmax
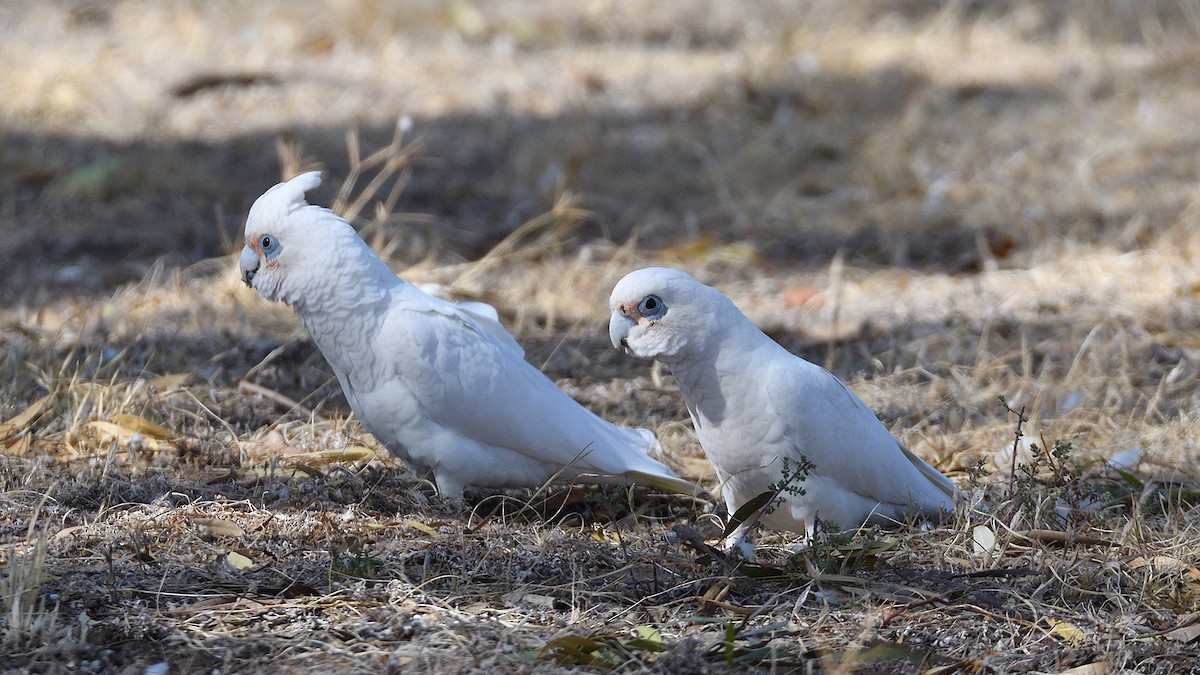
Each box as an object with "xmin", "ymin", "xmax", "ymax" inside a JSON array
[
  {"xmin": 239, "ymin": 173, "xmax": 698, "ymax": 498},
  {"xmin": 608, "ymin": 267, "xmax": 958, "ymax": 552}
]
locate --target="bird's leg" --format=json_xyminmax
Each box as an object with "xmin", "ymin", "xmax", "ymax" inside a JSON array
[
  {"xmin": 433, "ymin": 473, "xmax": 467, "ymax": 509},
  {"xmin": 650, "ymin": 360, "xmax": 667, "ymax": 388}
]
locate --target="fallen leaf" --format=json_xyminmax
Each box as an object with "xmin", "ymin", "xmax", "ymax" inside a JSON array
[
  {"xmin": 147, "ymin": 373, "xmax": 190, "ymax": 390},
  {"xmin": 1165, "ymin": 622, "xmax": 1200, "ymax": 643},
  {"xmin": 1106, "ymin": 446, "xmax": 1142, "ymax": 471},
  {"xmin": 1053, "ymin": 662, "xmax": 1108, "ymax": 675},
  {"xmin": 47, "ymin": 156, "xmax": 125, "ymax": 199},
  {"xmin": 540, "ymin": 635, "xmax": 607, "ymax": 666},
  {"xmin": 86, "ymin": 420, "xmax": 130, "ymax": 441},
  {"xmin": 514, "ymin": 592, "xmax": 555, "ymax": 608},
  {"xmin": 51, "ymin": 525, "xmax": 88, "ymax": 541},
  {"xmin": 193, "ymin": 518, "xmax": 246, "ymax": 538},
  {"xmin": 782, "ymin": 285, "xmax": 826, "ymax": 309},
  {"xmin": 1126, "ymin": 555, "xmax": 1188, "ymax": 573},
  {"xmin": 721, "ymin": 489, "xmax": 777, "ymax": 539},
  {"xmin": 972, "ymin": 524, "xmax": 996, "ymax": 557},
  {"xmin": 0, "ymin": 394, "xmax": 53, "ymax": 442},
  {"xmin": 110, "ymin": 414, "xmax": 173, "ymax": 440},
  {"xmin": 590, "ymin": 529, "xmax": 622, "ymax": 545},
  {"xmin": 1047, "ymin": 618, "xmax": 1086, "ymax": 644},
  {"xmin": 1017, "ymin": 529, "xmax": 1114, "ymax": 547},
  {"xmin": 633, "ymin": 625, "xmax": 663, "ymax": 644},
  {"xmin": 5, "ymin": 433, "xmax": 33, "ymax": 455},
  {"xmin": 1114, "ymin": 468, "xmax": 1144, "ymax": 489},
  {"xmin": 401, "ymin": 519, "xmax": 440, "ymax": 537},
  {"xmin": 225, "ymin": 551, "xmax": 258, "ymax": 571},
  {"xmin": 284, "ymin": 446, "xmax": 376, "ymax": 465},
  {"xmin": 243, "ymin": 466, "xmax": 315, "ymax": 479},
  {"xmin": 85, "ymin": 421, "xmax": 176, "ymax": 452},
  {"xmin": 660, "ymin": 235, "xmax": 760, "ymax": 267}
]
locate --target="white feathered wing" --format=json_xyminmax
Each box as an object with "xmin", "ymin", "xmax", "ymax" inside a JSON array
[
  {"xmin": 352, "ymin": 285, "xmax": 693, "ymax": 496},
  {"xmin": 754, "ymin": 356, "xmax": 958, "ymax": 533}
]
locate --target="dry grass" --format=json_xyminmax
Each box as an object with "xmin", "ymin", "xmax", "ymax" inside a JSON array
[{"xmin": 2, "ymin": 1, "xmax": 1200, "ymax": 672}]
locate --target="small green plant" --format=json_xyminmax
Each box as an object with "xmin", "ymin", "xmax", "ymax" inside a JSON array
[
  {"xmin": 1018, "ymin": 438, "xmax": 1111, "ymax": 524},
  {"xmin": 797, "ymin": 516, "xmax": 882, "ymax": 575},
  {"xmin": 998, "ymin": 396, "xmax": 1113, "ymax": 527},
  {"xmin": 965, "ymin": 456, "xmax": 991, "ymax": 488},
  {"xmin": 1015, "ymin": 439, "xmax": 1080, "ymax": 497},
  {"xmin": 538, "ymin": 626, "xmax": 667, "ymax": 668},
  {"xmin": 812, "ymin": 517, "xmax": 853, "ymax": 550},
  {"xmin": 762, "ymin": 455, "xmax": 815, "ymax": 517},
  {"xmin": 720, "ymin": 455, "xmax": 816, "ymax": 556},
  {"xmin": 582, "ymin": 484, "xmax": 630, "ymax": 519},
  {"xmin": 331, "ymin": 544, "xmax": 387, "ymax": 580},
  {"xmin": 722, "ymin": 620, "xmax": 738, "ymax": 664},
  {"xmin": 707, "ymin": 617, "xmax": 795, "ymax": 667}
]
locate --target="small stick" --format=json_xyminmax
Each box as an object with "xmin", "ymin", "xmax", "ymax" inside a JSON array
[
  {"xmin": 999, "ymin": 399, "xmax": 1026, "ymax": 500},
  {"xmin": 238, "ymin": 380, "xmax": 315, "ymax": 418}
]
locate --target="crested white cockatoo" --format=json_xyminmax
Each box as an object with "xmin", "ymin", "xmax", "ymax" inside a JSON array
[
  {"xmin": 239, "ymin": 174, "xmax": 698, "ymax": 498},
  {"xmin": 608, "ymin": 267, "xmax": 957, "ymax": 553}
]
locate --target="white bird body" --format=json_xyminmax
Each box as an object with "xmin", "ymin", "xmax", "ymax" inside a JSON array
[
  {"xmin": 240, "ymin": 173, "xmax": 696, "ymax": 498},
  {"xmin": 608, "ymin": 267, "xmax": 957, "ymax": 544}
]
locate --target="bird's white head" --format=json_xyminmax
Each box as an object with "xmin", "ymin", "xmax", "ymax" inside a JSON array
[
  {"xmin": 240, "ymin": 172, "xmax": 384, "ymax": 308},
  {"xmin": 608, "ymin": 267, "xmax": 722, "ymax": 363}
]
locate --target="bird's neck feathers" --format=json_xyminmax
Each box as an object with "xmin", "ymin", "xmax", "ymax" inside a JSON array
[
  {"xmin": 668, "ymin": 299, "xmax": 779, "ymax": 394},
  {"xmin": 281, "ymin": 222, "xmax": 408, "ymax": 385},
  {"xmin": 288, "ymin": 222, "xmax": 403, "ymax": 317}
]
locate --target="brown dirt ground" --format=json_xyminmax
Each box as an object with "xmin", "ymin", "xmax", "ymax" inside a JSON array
[{"xmin": 3, "ymin": 1, "xmax": 1200, "ymax": 673}]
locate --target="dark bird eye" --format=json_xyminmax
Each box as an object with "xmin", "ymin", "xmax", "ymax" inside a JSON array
[
  {"xmin": 638, "ymin": 294, "xmax": 666, "ymax": 319},
  {"xmin": 259, "ymin": 234, "xmax": 281, "ymax": 258}
]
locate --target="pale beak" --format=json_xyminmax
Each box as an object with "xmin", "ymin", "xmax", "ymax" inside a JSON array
[
  {"xmin": 609, "ymin": 312, "xmax": 635, "ymax": 352},
  {"xmin": 239, "ymin": 245, "xmax": 260, "ymax": 287}
]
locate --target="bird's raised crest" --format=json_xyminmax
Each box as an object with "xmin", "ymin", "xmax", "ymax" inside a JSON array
[{"xmin": 247, "ymin": 171, "xmax": 324, "ymax": 228}]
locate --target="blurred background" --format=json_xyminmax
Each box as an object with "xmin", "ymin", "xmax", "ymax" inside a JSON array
[{"xmin": 4, "ymin": 0, "xmax": 1200, "ymax": 306}]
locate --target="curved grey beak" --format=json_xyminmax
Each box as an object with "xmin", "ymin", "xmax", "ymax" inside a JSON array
[
  {"xmin": 609, "ymin": 312, "xmax": 634, "ymax": 352},
  {"xmin": 239, "ymin": 245, "xmax": 260, "ymax": 287}
]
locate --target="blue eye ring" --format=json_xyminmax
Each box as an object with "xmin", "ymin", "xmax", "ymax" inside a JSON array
[
  {"xmin": 638, "ymin": 294, "xmax": 666, "ymax": 319},
  {"xmin": 259, "ymin": 233, "xmax": 281, "ymax": 259}
]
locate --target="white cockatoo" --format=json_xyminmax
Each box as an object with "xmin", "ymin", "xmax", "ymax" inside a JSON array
[
  {"xmin": 608, "ymin": 267, "xmax": 958, "ymax": 552},
  {"xmin": 239, "ymin": 173, "xmax": 697, "ymax": 498}
]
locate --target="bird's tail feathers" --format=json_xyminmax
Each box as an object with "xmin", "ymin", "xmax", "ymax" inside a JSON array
[
  {"xmin": 622, "ymin": 470, "xmax": 706, "ymax": 497},
  {"xmin": 897, "ymin": 440, "xmax": 960, "ymax": 500},
  {"xmin": 623, "ymin": 426, "xmax": 667, "ymax": 459},
  {"xmin": 606, "ymin": 427, "xmax": 702, "ymax": 494}
]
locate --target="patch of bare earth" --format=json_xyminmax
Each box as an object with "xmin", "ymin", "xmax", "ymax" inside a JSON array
[{"xmin": 3, "ymin": 1, "xmax": 1200, "ymax": 672}]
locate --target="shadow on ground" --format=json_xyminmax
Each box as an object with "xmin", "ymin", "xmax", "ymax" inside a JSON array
[{"xmin": 2, "ymin": 64, "xmax": 1082, "ymax": 308}]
